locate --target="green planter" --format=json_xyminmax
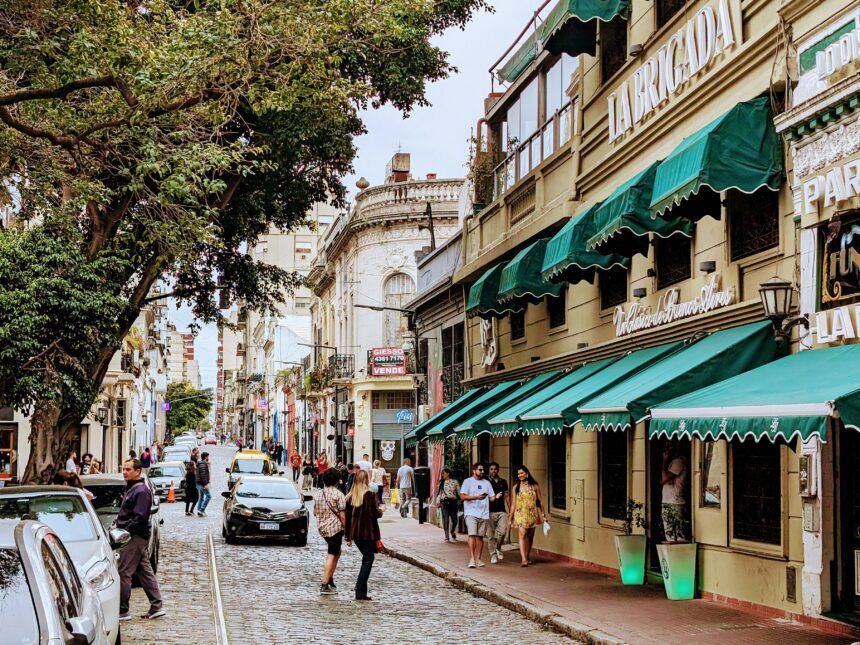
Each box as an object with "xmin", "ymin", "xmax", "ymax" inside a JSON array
[
  {"xmin": 656, "ymin": 542, "xmax": 697, "ymax": 600},
  {"xmin": 614, "ymin": 535, "xmax": 646, "ymax": 585}
]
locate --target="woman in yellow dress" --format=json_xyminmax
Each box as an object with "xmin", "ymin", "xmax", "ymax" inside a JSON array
[{"xmin": 508, "ymin": 465, "xmax": 545, "ymax": 567}]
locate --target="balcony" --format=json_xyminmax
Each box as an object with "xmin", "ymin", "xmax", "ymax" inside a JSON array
[
  {"xmin": 328, "ymin": 354, "xmax": 355, "ymax": 380},
  {"xmin": 441, "ymin": 362, "xmax": 465, "ymax": 404},
  {"xmin": 236, "ymin": 343, "xmax": 245, "ymax": 356}
]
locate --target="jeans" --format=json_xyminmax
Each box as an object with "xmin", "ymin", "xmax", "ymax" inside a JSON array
[
  {"xmin": 399, "ymin": 487, "xmax": 412, "ymax": 517},
  {"xmin": 488, "ymin": 511, "xmax": 508, "ymax": 554},
  {"xmin": 355, "ymin": 539, "xmax": 376, "ymax": 598},
  {"xmin": 196, "ymin": 484, "xmax": 211, "ymax": 512},
  {"xmin": 118, "ymin": 535, "xmax": 162, "ymax": 614},
  {"xmin": 292, "ymin": 467, "xmax": 300, "ymax": 482},
  {"xmin": 441, "ymin": 499, "xmax": 458, "ymax": 539}
]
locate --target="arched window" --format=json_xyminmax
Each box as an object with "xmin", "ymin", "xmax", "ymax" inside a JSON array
[{"xmin": 383, "ymin": 273, "xmax": 415, "ymax": 347}]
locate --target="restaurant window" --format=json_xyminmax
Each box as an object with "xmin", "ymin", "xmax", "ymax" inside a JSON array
[
  {"xmin": 600, "ymin": 431, "xmax": 628, "ymax": 521},
  {"xmin": 600, "ymin": 16, "xmax": 628, "ymax": 83},
  {"xmin": 547, "ymin": 290, "xmax": 567, "ymax": 329},
  {"xmin": 732, "ymin": 441, "xmax": 782, "ymax": 545},
  {"xmin": 0, "ymin": 423, "xmax": 16, "ymax": 480},
  {"xmin": 600, "ymin": 266, "xmax": 628, "ymax": 310},
  {"xmin": 372, "ymin": 391, "xmax": 415, "ymax": 410},
  {"xmin": 510, "ymin": 309, "xmax": 526, "ymax": 341},
  {"xmin": 701, "ymin": 441, "xmax": 721, "ymax": 508},
  {"xmin": 656, "ymin": 235, "xmax": 692, "ymax": 290},
  {"xmin": 728, "ymin": 188, "xmax": 779, "ymax": 261},
  {"xmin": 656, "ymin": 0, "xmax": 687, "ymax": 29},
  {"xmin": 549, "ymin": 431, "xmax": 568, "ymax": 510}
]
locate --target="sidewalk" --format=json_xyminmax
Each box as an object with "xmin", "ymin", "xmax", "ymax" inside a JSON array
[{"xmin": 381, "ymin": 515, "xmax": 859, "ymax": 644}]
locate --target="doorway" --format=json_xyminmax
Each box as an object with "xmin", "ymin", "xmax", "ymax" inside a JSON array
[
  {"xmin": 648, "ymin": 435, "xmax": 692, "ymax": 571},
  {"xmin": 838, "ymin": 423, "xmax": 860, "ymax": 612}
]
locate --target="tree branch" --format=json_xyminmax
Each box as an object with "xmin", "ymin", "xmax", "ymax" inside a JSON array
[
  {"xmin": 0, "ymin": 106, "xmax": 76, "ymax": 148},
  {"xmin": 0, "ymin": 77, "xmax": 117, "ymax": 106}
]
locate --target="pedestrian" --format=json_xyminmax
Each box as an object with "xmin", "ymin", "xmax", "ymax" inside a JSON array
[
  {"xmin": 183, "ymin": 461, "xmax": 198, "ymax": 516},
  {"xmin": 140, "ymin": 447, "xmax": 153, "ymax": 474},
  {"xmin": 661, "ymin": 441, "xmax": 689, "ymax": 542},
  {"xmin": 80, "ymin": 453, "xmax": 93, "ymax": 475},
  {"xmin": 90, "ymin": 459, "xmax": 102, "ymax": 474},
  {"xmin": 486, "ymin": 461, "xmax": 509, "ymax": 564},
  {"xmin": 371, "ymin": 460, "xmax": 386, "ymax": 505},
  {"xmin": 356, "ymin": 453, "xmax": 373, "ymax": 474},
  {"xmin": 302, "ymin": 454, "xmax": 314, "ymax": 490},
  {"xmin": 316, "ymin": 452, "xmax": 329, "ymax": 488},
  {"xmin": 220, "ymin": 433, "xmax": 226, "ymax": 446},
  {"xmin": 435, "ymin": 468, "xmax": 460, "ymax": 542},
  {"xmin": 116, "ymin": 458, "xmax": 165, "ymax": 621},
  {"xmin": 290, "ymin": 451, "xmax": 302, "ymax": 482},
  {"xmin": 129, "ymin": 450, "xmax": 137, "ymax": 460},
  {"xmin": 508, "ymin": 465, "xmax": 544, "ymax": 567},
  {"xmin": 459, "ymin": 462, "xmax": 494, "ymax": 568},
  {"xmin": 314, "ymin": 467, "xmax": 347, "ymax": 595},
  {"xmin": 344, "ymin": 464, "xmax": 357, "ymax": 494},
  {"xmin": 261, "ymin": 439, "xmax": 269, "ymax": 456},
  {"xmin": 150, "ymin": 443, "xmax": 159, "ymax": 465},
  {"xmin": 345, "ymin": 470, "xmax": 383, "ymax": 601},
  {"xmin": 395, "ymin": 457, "xmax": 415, "ymax": 518},
  {"xmin": 191, "ymin": 446, "xmax": 200, "ymax": 463},
  {"xmin": 65, "ymin": 450, "xmax": 78, "ymax": 474},
  {"xmin": 195, "ymin": 451, "xmax": 212, "ymax": 517},
  {"xmin": 336, "ymin": 461, "xmax": 349, "ymax": 493}
]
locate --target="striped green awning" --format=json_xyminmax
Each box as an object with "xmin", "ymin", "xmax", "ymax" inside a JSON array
[
  {"xmin": 579, "ymin": 322, "xmax": 785, "ymax": 432},
  {"xmin": 542, "ymin": 0, "xmax": 631, "ymax": 57},
  {"xmin": 586, "ymin": 162, "xmax": 694, "ymax": 258},
  {"xmin": 651, "ymin": 97, "xmax": 783, "ymax": 218},
  {"xmin": 541, "ymin": 203, "xmax": 629, "ymax": 284},
  {"xmin": 423, "ymin": 380, "xmax": 522, "ymax": 444},
  {"xmin": 518, "ymin": 341, "xmax": 684, "ymax": 435},
  {"xmin": 466, "ymin": 264, "xmax": 522, "ymax": 319},
  {"xmin": 408, "ymin": 387, "xmax": 487, "ymax": 444},
  {"xmin": 497, "ymin": 31, "xmax": 539, "ymax": 84},
  {"xmin": 498, "ymin": 239, "xmax": 564, "ymax": 304}
]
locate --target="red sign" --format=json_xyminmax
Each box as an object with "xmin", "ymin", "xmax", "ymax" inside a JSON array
[{"xmin": 369, "ymin": 347, "xmax": 407, "ymax": 376}]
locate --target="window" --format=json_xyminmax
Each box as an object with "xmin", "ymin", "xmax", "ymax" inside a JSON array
[
  {"xmin": 41, "ymin": 540, "xmax": 77, "ymax": 622},
  {"xmin": 732, "ymin": 441, "xmax": 781, "ymax": 545},
  {"xmin": 549, "ymin": 432, "xmax": 568, "ymax": 510},
  {"xmin": 509, "ymin": 434, "xmax": 524, "ymax": 476},
  {"xmin": 656, "ymin": 235, "xmax": 692, "ymax": 290},
  {"xmin": 295, "ymin": 298, "xmax": 310, "ymax": 309},
  {"xmin": 510, "ymin": 309, "xmax": 526, "ymax": 341},
  {"xmin": 657, "ymin": 0, "xmax": 687, "ymax": 28},
  {"xmin": 441, "ymin": 323, "xmax": 465, "ymax": 403},
  {"xmin": 372, "ymin": 391, "xmax": 415, "ymax": 410},
  {"xmin": 600, "ymin": 431, "xmax": 628, "ymax": 520},
  {"xmin": 729, "ymin": 188, "xmax": 780, "ymax": 261},
  {"xmin": 0, "ymin": 424, "xmax": 15, "ymax": 480},
  {"xmin": 600, "ymin": 16, "xmax": 628, "ymax": 83},
  {"xmin": 600, "ymin": 266, "xmax": 628, "ymax": 310},
  {"xmin": 115, "ymin": 399, "xmax": 127, "ymax": 429},
  {"xmin": 383, "ymin": 273, "xmax": 415, "ymax": 347},
  {"xmin": 701, "ymin": 441, "xmax": 721, "ymax": 508},
  {"xmin": 545, "ymin": 54, "xmax": 577, "ymax": 118},
  {"xmin": 548, "ymin": 291, "xmax": 567, "ymax": 329}
]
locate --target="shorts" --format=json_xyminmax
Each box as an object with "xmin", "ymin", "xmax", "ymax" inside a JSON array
[
  {"xmin": 323, "ymin": 531, "xmax": 344, "ymax": 556},
  {"xmin": 465, "ymin": 516, "xmax": 488, "ymax": 537}
]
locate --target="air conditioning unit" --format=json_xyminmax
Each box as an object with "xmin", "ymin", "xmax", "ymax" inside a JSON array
[
  {"xmin": 418, "ymin": 404, "xmax": 431, "ymax": 423},
  {"xmin": 338, "ymin": 403, "xmax": 350, "ymax": 422}
]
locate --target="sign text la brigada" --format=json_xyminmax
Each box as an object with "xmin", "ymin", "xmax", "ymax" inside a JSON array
[{"xmin": 613, "ymin": 275, "xmax": 735, "ymax": 337}]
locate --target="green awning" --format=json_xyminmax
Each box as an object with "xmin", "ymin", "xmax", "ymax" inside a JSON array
[
  {"xmin": 541, "ymin": 203, "xmax": 630, "ymax": 284},
  {"xmin": 586, "ymin": 162, "xmax": 694, "ymax": 258},
  {"xmin": 408, "ymin": 387, "xmax": 487, "ymax": 444},
  {"xmin": 650, "ymin": 345, "xmax": 860, "ymax": 444},
  {"xmin": 497, "ymin": 31, "xmax": 539, "ymax": 84},
  {"xmin": 498, "ymin": 239, "xmax": 564, "ymax": 304},
  {"xmin": 579, "ymin": 321, "xmax": 785, "ymax": 432},
  {"xmin": 542, "ymin": 0, "xmax": 631, "ymax": 58},
  {"xmin": 423, "ymin": 380, "xmax": 521, "ymax": 444},
  {"xmin": 486, "ymin": 357, "xmax": 617, "ymax": 436},
  {"xmin": 466, "ymin": 264, "xmax": 522, "ymax": 319},
  {"xmin": 651, "ymin": 97, "xmax": 783, "ymax": 218},
  {"xmin": 519, "ymin": 341, "xmax": 683, "ymax": 435},
  {"xmin": 454, "ymin": 370, "xmax": 565, "ymax": 441}
]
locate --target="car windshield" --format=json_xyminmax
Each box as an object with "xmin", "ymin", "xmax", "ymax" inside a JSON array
[
  {"xmin": 149, "ymin": 466, "xmax": 184, "ymax": 478},
  {"xmin": 236, "ymin": 481, "xmax": 299, "ymax": 500},
  {"xmin": 232, "ymin": 460, "xmax": 266, "ymax": 474},
  {"xmin": 163, "ymin": 450, "xmax": 189, "ymax": 460},
  {"xmin": 0, "ymin": 548, "xmax": 39, "ymax": 643},
  {"xmin": 0, "ymin": 496, "xmax": 96, "ymax": 543},
  {"xmin": 87, "ymin": 484, "xmax": 126, "ymax": 513}
]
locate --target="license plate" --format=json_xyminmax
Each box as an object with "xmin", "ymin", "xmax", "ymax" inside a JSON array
[{"xmin": 260, "ymin": 522, "xmax": 279, "ymax": 531}]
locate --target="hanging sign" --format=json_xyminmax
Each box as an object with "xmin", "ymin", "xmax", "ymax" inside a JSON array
[
  {"xmin": 256, "ymin": 398, "xmax": 268, "ymax": 410},
  {"xmin": 821, "ymin": 216, "xmax": 860, "ymax": 306},
  {"xmin": 395, "ymin": 409, "xmax": 414, "ymax": 424},
  {"xmin": 613, "ymin": 275, "xmax": 735, "ymax": 337},
  {"xmin": 369, "ymin": 347, "xmax": 407, "ymax": 376}
]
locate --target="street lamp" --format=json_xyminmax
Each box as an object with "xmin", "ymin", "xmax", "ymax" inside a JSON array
[{"xmin": 758, "ymin": 276, "xmax": 808, "ymax": 343}]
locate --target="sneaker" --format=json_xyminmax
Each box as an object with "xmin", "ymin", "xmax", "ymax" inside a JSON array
[
  {"xmin": 468, "ymin": 559, "xmax": 476, "ymax": 568},
  {"xmin": 329, "ymin": 578, "xmax": 337, "ymax": 590},
  {"xmin": 355, "ymin": 596, "xmax": 373, "ymax": 601},
  {"xmin": 118, "ymin": 613, "xmax": 132, "ymax": 622},
  {"xmin": 496, "ymin": 549, "xmax": 504, "ymax": 561},
  {"xmin": 451, "ymin": 534, "xmax": 457, "ymax": 541},
  {"xmin": 198, "ymin": 511, "xmax": 207, "ymax": 517},
  {"xmin": 444, "ymin": 537, "xmax": 450, "ymax": 543},
  {"xmin": 142, "ymin": 609, "xmax": 166, "ymax": 620},
  {"xmin": 185, "ymin": 511, "xmax": 192, "ymax": 516},
  {"xmin": 477, "ymin": 560, "xmax": 486, "ymax": 568},
  {"xmin": 490, "ymin": 554, "xmax": 498, "ymax": 564},
  {"xmin": 319, "ymin": 583, "xmax": 337, "ymax": 595},
  {"xmin": 196, "ymin": 511, "xmax": 203, "ymax": 517}
]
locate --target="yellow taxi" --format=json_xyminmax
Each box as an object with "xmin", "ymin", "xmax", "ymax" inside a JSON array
[{"xmin": 225, "ymin": 450, "xmax": 279, "ymax": 489}]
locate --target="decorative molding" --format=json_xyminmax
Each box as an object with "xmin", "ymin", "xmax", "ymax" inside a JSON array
[{"xmin": 791, "ymin": 117, "xmax": 860, "ymax": 180}]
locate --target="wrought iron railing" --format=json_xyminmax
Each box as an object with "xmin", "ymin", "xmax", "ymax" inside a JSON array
[
  {"xmin": 328, "ymin": 354, "xmax": 355, "ymax": 379},
  {"xmin": 442, "ymin": 362, "xmax": 465, "ymax": 404}
]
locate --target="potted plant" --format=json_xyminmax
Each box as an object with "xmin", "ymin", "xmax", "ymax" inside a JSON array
[
  {"xmin": 614, "ymin": 498, "xmax": 647, "ymax": 585},
  {"xmin": 655, "ymin": 505, "xmax": 697, "ymax": 600}
]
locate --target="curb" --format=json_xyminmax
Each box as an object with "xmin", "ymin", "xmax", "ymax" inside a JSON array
[
  {"xmin": 206, "ymin": 533, "xmax": 230, "ymax": 645},
  {"xmin": 384, "ymin": 545, "xmax": 626, "ymax": 644}
]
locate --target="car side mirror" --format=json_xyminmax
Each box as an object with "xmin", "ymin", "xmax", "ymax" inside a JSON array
[
  {"xmin": 225, "ymin": 467, "xmax": 230, "ymax": 473},
  {"xmin": 68, "ymin": 615, "xmax": 96, "ymax": 644},
  {"xmin": 303, "ymin": 494, "xmax": 313, "ymax": 502},
  {"xmin": 108, "ymin": 528, "xmax": 131, "ymax": 550},
  {"xmin": 150, "ymin": 497, "xmax": 160, "ymax": 514},
  {"xmin": 221, "ymin": 491, "xmax": 231, "ymax": 498}
]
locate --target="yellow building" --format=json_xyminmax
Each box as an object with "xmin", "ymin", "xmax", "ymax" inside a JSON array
[{"xmin": 408, "ymin": 0, "xmax": 860, "ymax": 624}]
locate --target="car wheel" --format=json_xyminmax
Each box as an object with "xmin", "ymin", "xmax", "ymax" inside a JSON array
[
  {"xmin": 225, "ymin": 533, "xmax": 237, "ymax": 545},
  {"xmin": 294, "ymin": 534, "xmax": 308, "ymax": 547}
]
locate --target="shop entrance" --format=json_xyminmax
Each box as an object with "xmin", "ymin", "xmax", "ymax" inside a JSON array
[
  {"xmin": 838, "ymin": 423, "xmax": 860, "ymax": 612},
  {"xmin": 647, "ymin": 436, "xmax": 692, "ymax": 572}
]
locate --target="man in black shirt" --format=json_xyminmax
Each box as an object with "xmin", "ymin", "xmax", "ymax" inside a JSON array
[{"xmin": 487, "ymin": 462, "xmax": 509, "ymax": 564}]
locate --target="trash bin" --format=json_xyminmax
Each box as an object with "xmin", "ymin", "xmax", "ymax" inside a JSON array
[{"xmin": 414, "ymin": 466, "xmax": 431, "ymax": 523}]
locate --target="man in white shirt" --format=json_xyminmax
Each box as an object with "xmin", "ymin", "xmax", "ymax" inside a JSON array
[
  {"xmin": 459, "ymin": 462, "xmax": 494, "ymax": 568},
  {"xmin": 356, "ymin": 453, "xmax": 373, "ymax": 474},
  {"xmin": 395, "ymin": 458, "xmax": 415, "ymax": 518},
  {"xmin": 661, "ymin": 441, "xmax": 689, "ymax": 542},
  {"xmin": 65, "ymin": 450, "xmax": 78, "ymax": 474}
]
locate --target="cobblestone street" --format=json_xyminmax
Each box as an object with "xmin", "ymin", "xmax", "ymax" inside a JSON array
[{"xmin": 124, "ymin": 446, "xmax": 572, "ymax": 644}]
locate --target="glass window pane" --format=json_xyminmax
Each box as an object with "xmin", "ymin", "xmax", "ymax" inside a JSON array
[
  {"xmin": 701, "ymin": 441, "xmax": 721, "ymax": 508},
  {"xmin": 543, "ymin": 121, "xmax": 555, "ymax": 159},
  {"xmin": 561, "ymin": 54, "xmax": 578, "ymax": 90},
  {"xmin": 520, "ymin": 78, "xmax": 539, "ymax": 140},
  {"xmin": 518, "ymin": 146, "xmax": 529, "ymax": 179},
  {"xmin": 545, "ymin": 60, "xmax": 562, "ymax": 117},
  {"xmin": 530, "ymin": 136, "xmax": 540, "ymax": 169},
  {"xmin": 560, "ymin": 105, "xmax": 572, "ymax": 145},
  {"xmin": 507, "ymin": 98, "xmax": 521, "ymax": 149}
]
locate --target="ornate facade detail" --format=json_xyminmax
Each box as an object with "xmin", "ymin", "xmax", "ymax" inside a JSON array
[
  {"xmin": 791, "ymin": 118, "xmax": 860, "ymax": 180},
  {"xmin": 479, "ymin": 318, "xmax": 498, "ymax": 368}
]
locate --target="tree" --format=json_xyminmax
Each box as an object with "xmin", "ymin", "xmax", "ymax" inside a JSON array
[
  {"xmin": 165, "ymin": 382, "xmax": 212, "ymax": 437},
  {"xmin": 0, "ymin": 0, "xmax": 488, "ymax": 482}
]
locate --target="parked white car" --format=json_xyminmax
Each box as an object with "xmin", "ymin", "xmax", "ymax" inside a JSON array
[{"xmin": 0, "ymin": 486, "xmax": 126, "ymax": 644}]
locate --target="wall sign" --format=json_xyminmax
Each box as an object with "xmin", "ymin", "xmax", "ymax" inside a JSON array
[
  {"xmin": 613, "ymin": 274, "xmax": 735, "ymax": 337},
  {"xmin": 821, "ymin": 216, "xmax": 860, "ymax": 307},
  {"xmin": 369, "ymin": 347, "xmax": 407, "ymax": 376},
  {"xmin": 810, "ymin": 304, "xmax": 860, "ymax": 344},
  {"xmin": 479, "ymin": 318, "xmax": 498, "ymax": 368},
  {"xmin": 800, "ymin": 153, "xmax": 860, "ymax": 217},
  {"xmin": 608, "ymin": 0, "xmax": 736, "ymax": 143},
  {"xmin": 395, "ymin": 409, "xmax": 414, "ymax": 424},
  {"xmin": 794, "ymin": 12, "xmax": 860, "ymax": 107}
]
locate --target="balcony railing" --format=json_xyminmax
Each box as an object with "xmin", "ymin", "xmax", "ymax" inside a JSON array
[
  {"xmin": 328, "ymin": 354, "xmax": 355, "ymax": 380},
  {"xmin": 441, "ymin": 362, "xmax": 465, "ymax": 404},
  {"xmin": 355, "ymin": 179, "xmax": 464, "ymax": 210}
]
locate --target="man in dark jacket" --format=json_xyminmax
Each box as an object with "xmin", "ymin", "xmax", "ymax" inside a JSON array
[
  {"xmin": 196, "ymin": 451, "xmax": 212, "ymax": 516},
  {"xmin": 117, "ymin": 458, "xmax": 164, "ymax": 620}
]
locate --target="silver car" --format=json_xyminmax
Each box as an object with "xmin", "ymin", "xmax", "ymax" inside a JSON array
[
  {"xmin": 0, "ymin": 518, "xmax": 110, "ymax": 644},
  {"xmin": 147, "ymin": 461, "xmax": 188, "ymax": 500}
]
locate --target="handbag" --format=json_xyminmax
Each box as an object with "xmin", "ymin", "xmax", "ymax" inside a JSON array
[{"xmin": 375, "ymin": 539, "xmax": 385, "ymax": 553}]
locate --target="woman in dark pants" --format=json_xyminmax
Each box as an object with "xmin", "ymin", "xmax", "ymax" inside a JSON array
[
  {"xmin": 183, "ymin": 461, "xmax": 198, "ymax": 516},
  {"xmin": 345, "ymin": 469, "xmax": 383, "ymax": 601}
]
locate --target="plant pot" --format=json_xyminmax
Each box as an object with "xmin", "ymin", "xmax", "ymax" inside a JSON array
[
  {"xmin": 614, "ymin": 535, "xmax": 646, "ymax": 585},
  {"xmin": 656, "ymin": 542, "xmax": 697, "ymax": 600}
]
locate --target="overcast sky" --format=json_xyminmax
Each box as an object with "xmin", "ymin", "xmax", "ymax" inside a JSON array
[{"xmin": 171, "ymin": 1, "xmax": 537, "ymax": 388}]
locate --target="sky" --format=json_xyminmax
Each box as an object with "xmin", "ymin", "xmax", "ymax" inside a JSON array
[{"xmin": 170, "ymin": 1, "xmax": 538, "ymax": 389}]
